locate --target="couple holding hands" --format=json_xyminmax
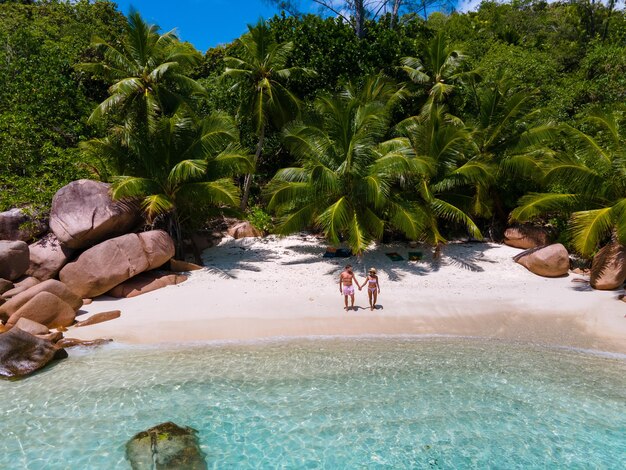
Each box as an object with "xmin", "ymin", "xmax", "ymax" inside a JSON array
[{"xmin": 339, "ymin": 264, "xmax": 381, "ymax": 311}]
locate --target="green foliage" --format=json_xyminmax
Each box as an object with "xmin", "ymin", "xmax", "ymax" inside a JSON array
[
  {"xmin": 0, "ymin": 0, "xmax": 125, "ymax": 211},
  {"xmin": 268, "ymin": 76, "xmax": 424, "ymax": 254},
  {"xmin": 246, "ymin": 205, "xmax": 274, "ymax": 233},
  {"xmin": 4, "ymin": 0, "xmax": 626, "ymax": 258},
  {"xmin": 222, "ymin": 20, "xmax": 312, "ymax": 210},
  {"xmin": 511, "ymin": 110, "xmax": 626, "ymax": 256}
]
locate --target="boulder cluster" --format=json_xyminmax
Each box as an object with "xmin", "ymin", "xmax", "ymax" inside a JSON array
[
  {"xmin": 0, "ymin": 179, "xmax": 196, "ymax": 378},
  {"xmin": 505, "ymin": 225, "xmax": 626, "ymax": 289}
]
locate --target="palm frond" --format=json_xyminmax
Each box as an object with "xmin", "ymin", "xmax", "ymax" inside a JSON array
[
  {"xmin": 387, "ymin": 200, "xmax": 425, "ymax": 240},
  {"xmin": 141, "ymin": 194, "xmax": 175, "ymax": 220},
  {"xmin": 570, "ymin": 207, "xmax": 613, "ymax": 256},
  {"xmin": 266, "ymin": 182, "xmax": 311, "ymax": 210},
  {"xmin": 111, "ymin": 176, "xmax": 161, "ymax": 200},
  {"xmin": 177, "ymin": 180, "xmax": 240, "ymax": 208},
  {"xmin": 613, "ymin": 198, "xmax": 626, "ymax": 246},
  {"xmin": 544, "ymin": 162, "xmax": 602, "ymax": 195},
  {"xmin": 431, "ymin": 198, "xmax": 482, "ymax": 239},
  {"xmin": 168, "ymin": 159, "xmax": 207, "ymax": 187},
  {"xmin": 316, "ymin": 197, "xmax": 352, "ymax": 246},
  {"xmin": 208, "ymin": 147, "xmax": 253, "ymax": 178},
  {"xmin": 400, "ymin": 56, "xmax": 430, "ymax": 84},
  {"xmin": 274, "ymin": 202, "xmax": 318, "ymax": 236},
  {"xmin": 511, "ymin": 193, "xmax": 579, "ymax": 222},
  {"xmin": 346, "ymin": 213, "xmax": 370, "ymax": 255}
]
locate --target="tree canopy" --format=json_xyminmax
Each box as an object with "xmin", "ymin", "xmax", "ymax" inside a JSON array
[{"xmin": 2, "ymin": 0, "xmax": 625, "ymax": 257}]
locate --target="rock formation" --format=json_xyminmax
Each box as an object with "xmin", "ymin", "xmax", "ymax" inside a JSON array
[
  {"xmin": 169, "ymin": 259, "xmax": 203, "ymax": 272},
  {"xmin": 5, "ymin": 291, "xmax": 77, "ymax": 329},
  {"xmin": 126, "ymin": 422, "xmax": 207, "ymax": 470},
  {"xmin": 0, "ymin": 240, "xmax": 30, "ymax": 281},
  {"xmin": 49, "ymin": 179, "xmax": 138, "ymax": 249},
  {"xmin": 514, "ymin": 244, "xmax": 570, "ymax": 277},
  {"xmin": 106, "ymin": 272, "xmax": 187, "ymax": 298},
  {"xmin": 590, "ymin": 242, "xmax": 626, "ymax": 290},
  {"xmin": 0, "ymin": 279, "xmax": 12, "ymax": 295},
  {"xmin": 0, "ymin": 208, "xmax": 46, "ymax": 242},
  {"xmin": 1, "ymin": 276, "xmax": 40, "ymax": 298},
  {"xmin": 0, "ymin": 327, "xmax": 66, "ymax": 378},
  {"xmin": 74, "ymin": 310, "xmax": 121, "ymax": 327},
  {"xmin": 14, "ymin": 318, "xmax": 49, "ymax": 336},
  {"xmin": 504, "ymin": 226, "xmax": 550, "ymax": 249},
  {"xmin": 227, "ymin": 221, "xmax": 262, "ymax": 239},
  {"xmin": 26, "ymin": 233, "xmax": 74, "ymax": 280},
  {"xmin": 59, "ymin": 230, "xmax": 175, "ymax": 298},
  {"xmin": 0, "ymin": 279, "xmax": 83, "ymax": 322}
]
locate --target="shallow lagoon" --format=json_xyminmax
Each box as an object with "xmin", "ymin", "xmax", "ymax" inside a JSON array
[{"xmin": 1, "ymin": 337, "xmax": 625, "ymax": 469}]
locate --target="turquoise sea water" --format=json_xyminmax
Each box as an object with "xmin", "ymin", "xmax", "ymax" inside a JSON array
[{"xmin": 0, "ymin": 337, "xmax": 624, "ymax": 469}]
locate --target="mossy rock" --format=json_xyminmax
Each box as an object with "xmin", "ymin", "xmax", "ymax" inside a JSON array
[{"xmin": 125, "ymin": 421, "xmax": 206, "ymax": 470}]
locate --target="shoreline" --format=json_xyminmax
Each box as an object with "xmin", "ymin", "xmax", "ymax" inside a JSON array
[{"xmin": 67, "ymin": 235, "xmax": 626, "ymax": 354}]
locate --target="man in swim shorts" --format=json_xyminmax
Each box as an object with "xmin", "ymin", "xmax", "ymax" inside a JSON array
[{"xmin": 339, "ymin": 264, "xmax": 361, "ymax": 311}]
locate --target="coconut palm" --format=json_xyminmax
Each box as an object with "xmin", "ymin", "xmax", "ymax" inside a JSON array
[
  {"xmin": 400, "ymin": 32, "xmax": 470, "ymax": 108},
  {"xmin": 461, "ymin": 79, "xmax": 556, "ymax": 227},
  {"xmin": 267, "ymin": 76, "xmax": 427, "ymax": 254},
  {"xmin": 223, "ymin": 20, "xmax": 314, "ymax": 210},
  {"xmin": 79, "ymin": 10, "xmax": 205, "ymax": 129},
  {"xmin": 396, "ymin": 104, "xmax": 484, "ymax": 245},
  {"xmin": 511, "ymin": 109, "xmax": 626, "ymax": 256},
  {"xmin": 81, "ymin": 111, "xmax": 252, "ymax": 256}
]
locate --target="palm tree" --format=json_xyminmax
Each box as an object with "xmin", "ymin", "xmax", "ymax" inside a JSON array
[
  {"xmin": 461, "ymin": 78, "xmax": 556, "ymax": 229},
  {"xmin": 396, "ymin": 104, "xmax": 484, "ymax": 246},
  {"xmin": 81, "ymin": 111, "xmax": 252, "ymax": 256},
  {"xmin": 400, "ymin": 32, "xmax": 471, "ymax": 109},
  {"xmin": 511, "ymin": 109, "xmax": 626, "ymax": 256},
  {"xmin": 267, "ymin": 76, "xmax": 427, "ymax": 254},
  {"xmin": 223, "ymin": 20, "xmax": 314, "ymax": 210},
  {"xmin": 79, "ymin": 10, "xmax": 205, "ymax": 129}
]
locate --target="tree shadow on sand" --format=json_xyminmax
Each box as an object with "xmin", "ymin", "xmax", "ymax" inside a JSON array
[
  {"xmin": 199, "ymin": 237, "xmax": 502, "ymax": 283},
  {"xmin": 356, "ymin": 241, "xmax": 501, "ymax": 282}
]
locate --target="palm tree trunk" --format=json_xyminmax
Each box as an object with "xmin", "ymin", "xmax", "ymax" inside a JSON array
[
  {"xmin": 168, "ymin": 212, "xmax": 184, "ymax": 260},
  {"xmin": 240, "ymin": 125, "xmax": 265, "ymax": 211}
]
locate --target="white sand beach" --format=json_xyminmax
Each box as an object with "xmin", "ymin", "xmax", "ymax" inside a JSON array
[{"xmin": 69, "ymin": 235, "xmax": 626, "ymax": 353}]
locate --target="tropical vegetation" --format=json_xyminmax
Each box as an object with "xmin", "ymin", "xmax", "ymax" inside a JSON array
[{"xmin": 1, "ymin": 0, "xmax": 625, "ymax": 261}]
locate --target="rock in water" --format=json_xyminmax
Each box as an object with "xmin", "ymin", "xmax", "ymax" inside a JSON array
[
  {"xmin": 26, "ymin": 233, "xmax": 75, "ymax": 281},
  {"xmin": 49, "ymin": 179, "xmax": 139, "ymax": 249},
  {"xmin": 56, "ymin": 338, "xmax": 111, "ymax": 348},
  {"xmin": 0, "ymin": 328, "xmax": 65, "ymax": 378},
  {"xmin": 514, "ymin": 243, "xmax": 570, "ymax": 277},
  {"xmin": 504, "ymin": 226, "xmax": 550, "ymax": 249},
  {"xmin": 58, "ymin": 230, "xmax": 175, "ymax": 298},
  {"xmin": 0, "ymin": 240, "xmax": 30, "ymax": 281},
  {"xmin": 126, "ymin": 422, "xmax": 207, "ymax": 470},
  {"xmin": 590, "ymin": 242, "xmax": 626, "ymax": 290}
]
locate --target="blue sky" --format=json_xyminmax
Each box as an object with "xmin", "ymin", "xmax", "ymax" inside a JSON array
[
  {"xmin": 112, "ymin": 1, "xmax": 480, "ymax": 52},
  {"xmin": 113, "ymin": 1, "xmax": 303, "ymax": 52}
]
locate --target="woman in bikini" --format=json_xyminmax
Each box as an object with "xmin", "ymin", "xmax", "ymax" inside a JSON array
[{"xmin": 363, "ymin": 267, "xmax": 380, "ymax": 311}]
